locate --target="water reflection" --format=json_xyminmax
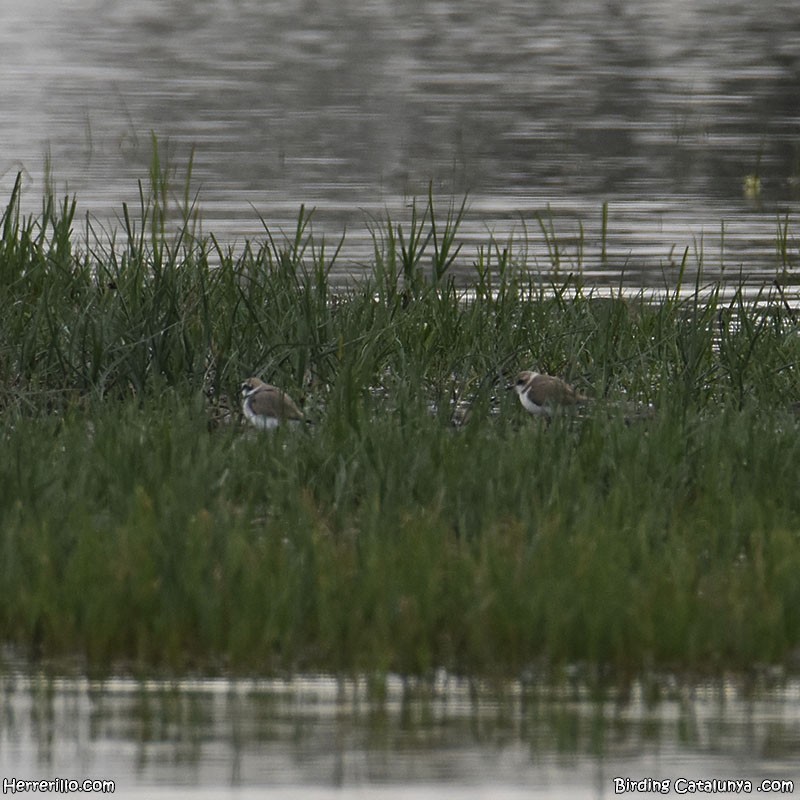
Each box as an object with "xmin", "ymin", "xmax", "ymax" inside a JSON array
[
  {"xmin": 2, "ymin": 670, "xmax": 799, "ymax": 798},
  {"xmin": 1, "ymin": 0, "xmax": 799, "ymax": 287}
]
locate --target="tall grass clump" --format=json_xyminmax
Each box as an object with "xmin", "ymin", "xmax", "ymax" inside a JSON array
[{"xmin": 1, "ymin": 157, "xmax": 800, "ymax": 683}]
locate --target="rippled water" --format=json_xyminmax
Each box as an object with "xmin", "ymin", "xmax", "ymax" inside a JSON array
[
  {"xmin": 2, "ymin": 671, "xmax": 799, "ymax": 799},
  {"xmin": 2, "ymin": 0, "xmax": 799, "ymax": 285}
]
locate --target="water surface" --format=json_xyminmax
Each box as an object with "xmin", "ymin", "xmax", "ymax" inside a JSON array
[
  {"xmin": 1, "ymin": 0, "xmax": 799, "ymax": 285},
  {"xmin": 2, "ymin": 671, "xmax": 799, "ymax": 799}
]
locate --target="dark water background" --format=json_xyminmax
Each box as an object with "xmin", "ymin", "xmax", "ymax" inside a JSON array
[{"xmin": 2, "ymin": 0, "xmax": 800, "ymax": 284}]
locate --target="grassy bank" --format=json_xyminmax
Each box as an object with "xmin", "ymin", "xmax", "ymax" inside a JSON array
[{"xmin": 1, "ymin": 169, "xmax": 799, "ymax": 680}]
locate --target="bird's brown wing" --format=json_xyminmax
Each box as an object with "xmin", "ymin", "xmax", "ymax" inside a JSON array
[
  {"xmin": 528, "ymin": 374, "xmax": 585, "ymax": 407},
  {"xmin": 250, "ymin": 385, "xmax": 304, "ymax": 420}
]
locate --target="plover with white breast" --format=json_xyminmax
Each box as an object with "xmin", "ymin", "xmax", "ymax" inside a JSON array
[
  {"xmin": 241, "ymin": 377, "xmax": 305, "ymax": 429},
  {"xmin": 511, "ymin": 370, "xmax": 588, "ymax": 418}
]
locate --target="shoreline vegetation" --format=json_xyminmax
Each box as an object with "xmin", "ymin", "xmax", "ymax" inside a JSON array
[{"xmin": 1, "ymin": 158, "xmax": 799, "ymax": 684}]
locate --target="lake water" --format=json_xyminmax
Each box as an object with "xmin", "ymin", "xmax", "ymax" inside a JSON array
[
  {"xmin": 1, "ymin": 0, "xmax": 799, "ymax": 286},
  {"xmin": 2, "ymin": 670, "xmax": 799, "ymax": 799}
]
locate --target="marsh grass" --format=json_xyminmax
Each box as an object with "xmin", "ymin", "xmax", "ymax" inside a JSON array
[{"xmin": 1, "ymin": 163, "xmax": 800, "ymax": 681}]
